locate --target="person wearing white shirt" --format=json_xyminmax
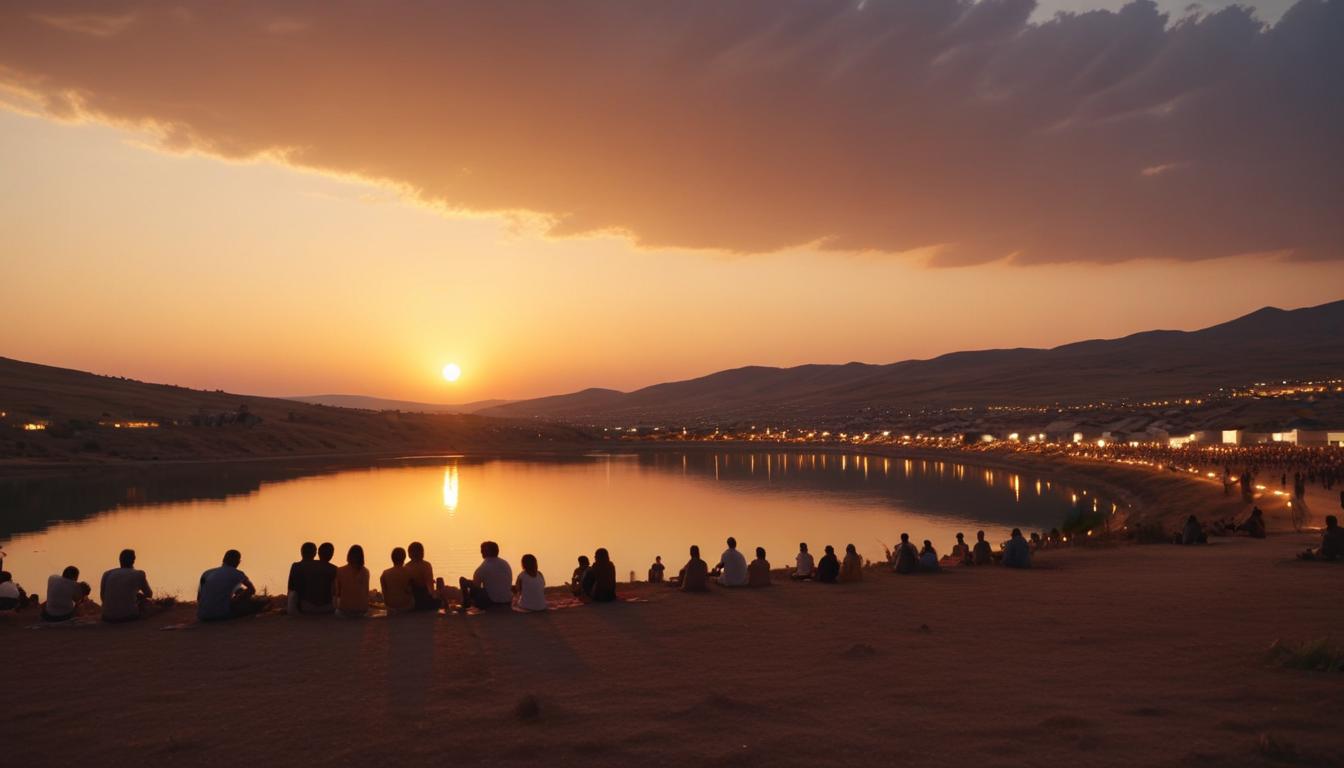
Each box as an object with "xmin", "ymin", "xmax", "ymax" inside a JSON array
[
  {"xmin": 792, "ymin": 542, "xmax": 815, "ymax": 580},
  {"xmin": 716, "ymin": 537, "xmax": 749, "ymax": 587},
  {"xmin": 514, "ymin": 554, "xmax": 548, "ymax": 612},
  {"xmin": 458, "ymin": 540, "xmax": 513, "ymax": 611}
]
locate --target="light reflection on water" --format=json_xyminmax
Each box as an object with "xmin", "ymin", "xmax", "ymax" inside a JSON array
[{"xmin": 0, "ymin": 451, "xmax": 1106, "ymax": 598}]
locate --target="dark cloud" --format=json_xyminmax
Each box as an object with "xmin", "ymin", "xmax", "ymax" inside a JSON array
[{"xmin": 1, "ymin": 0, "xmax": 1339, "ymax": 264}]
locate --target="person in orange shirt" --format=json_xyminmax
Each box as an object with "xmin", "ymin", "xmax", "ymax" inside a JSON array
[
  {"xmin": 334, "ymin": 545, "xmax": 370, "ymax": 617},
  {"xmin": 380, "ymin": 547, "xmax": 414, "ymax": 614}
]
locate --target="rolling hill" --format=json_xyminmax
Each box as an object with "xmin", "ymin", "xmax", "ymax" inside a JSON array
[
  {"xmin": 479, "ymin": 301, "xmax": 1344, "ymax": 424},
  {"xmin": 283, "ymin": 394, "xmax": 511, "ymax": 414}
]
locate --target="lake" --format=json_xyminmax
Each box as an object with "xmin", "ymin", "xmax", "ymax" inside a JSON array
[{"xmin": 0, "ymin": 450, "xmax": 1115, "ymax": 598}]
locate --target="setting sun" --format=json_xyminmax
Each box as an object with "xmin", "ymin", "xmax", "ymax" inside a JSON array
[{"xmin": 442, "ymin": 363, "xmax": 462, "ymax": 383}]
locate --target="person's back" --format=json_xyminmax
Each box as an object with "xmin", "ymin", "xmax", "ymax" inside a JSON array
[
  {"xmin": 297, "ymin": 543, "xmax": 338, "ymax": 612},
  {"xmin": 918, "ymin": 543, "xmax": 940, "ymax": 572},
  {"xmin": 794, "ymin": 546, "xmax": 815, "ymax": 579},
  {"xmin": 748, "ymin": 548, "xmax": 771, "ymax": 587},
  {"xmin": 404, "ymin": 542, "xmax": 438, "ymax": 610},
  {"xmin": 718, "ymin": 539, "xmax": 748, "ymax": 587},
  {"xmin": 1002, "ymin": 530, "xmax": 1031, "ymax": 569},
  {"xmin": 380, "ymin": 547, "xmax": 414, "ymax": 614},
  {"xmin": 1321, "ymin": 518, "xmax": 1344, "ymax": 560},
  {"xmin": 816, "ymin": 547, "xmax": 839, "ymax": 583},
  {"xmin": 476, "ymin": 555, "xmax": 514, "ymax": 604},
  {"xmin": 336, "ymin": 564, "xmax": 370, "ymax": 614},
  {"xmin": 972, "ymin": 532, "xmax": 993, "ymax": 565},
  {"xmin": 839, "ymin": 546, "xmax": 863, "ymax": 582},
  {"xmin": 100, "ymin": 559, "xmax": 151, "ymax": 623},
  {"xmin": 648, "ymin": 557, "xmax": 665, "ymax": 583},
  {"xmin": 198, "ymin": 564, "xmax": 246, "ymax": 621},
  {"xmin": 893, "ymin": 536, "xmax": 919, "ymax": 574},
  {"xmin": 517, "ymin": 569, "xmax": 547, "ymax": 611},
  {"xmin": 0, "ymin": 574, "xmax": 21, "ymax": 611},
  {"xmin": 44, "ymin": 569, "xmax": 87, "ymax": 621},
  {"xmin": 681, "ymin": 548, "xmax": 709, "ymax": 592},
  {"xmin": 590, "ymin": 549, "xmax": 617, "ymax": 602},
  {"xmin": 950, "ymin": 534, "xmax": 971, "ymax": 565}
]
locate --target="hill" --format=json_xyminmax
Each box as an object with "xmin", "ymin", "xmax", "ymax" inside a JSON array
[
  {"xmin": 0, "ymin": 358, "xmax": 591, "ymax": 465},
  {"xmin": 283, "ymin": 394, "xmax": 511, "ymax": 414},
  {"xmin": 479, "ymin": 301, "xmax": 1344, "ymax": 424}
]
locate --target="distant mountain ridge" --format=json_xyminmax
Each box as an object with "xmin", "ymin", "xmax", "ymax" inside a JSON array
[
  {"xmin": 284, "ymin": 394, "xmax": 511, "ymax": 414},
  {"xmin": 479, "ymin": 300, "xmax": 1344, "ymax": 424}
]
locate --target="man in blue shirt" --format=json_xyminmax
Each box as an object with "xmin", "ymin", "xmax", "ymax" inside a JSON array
[
  {"xmin": 1001, "ymin": 529, "xmax": 1032, "ymax": 569},
  {"xmin": 198, "ymin": 549, "xmax": 260, "ymax": 621}
]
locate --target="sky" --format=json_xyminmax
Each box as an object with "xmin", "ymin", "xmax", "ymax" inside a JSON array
[{"xmin": 1, "ymin": 0, "xmax": 1340, "ymax": 403}]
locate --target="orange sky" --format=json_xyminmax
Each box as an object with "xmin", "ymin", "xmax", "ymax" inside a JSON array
[{"xmin": 1, "ymin": 1, "xmax": 1340, "ymax": 403}]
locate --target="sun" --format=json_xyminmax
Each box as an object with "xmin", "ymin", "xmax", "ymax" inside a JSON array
[{"xmin": 442, "ymin": 363, "xmax": 462, "ymax": 383}]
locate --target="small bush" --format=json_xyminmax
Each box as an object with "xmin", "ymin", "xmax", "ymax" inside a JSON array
[{"xmin": 1266, "ymin": 638, "xmax": 1344, "ymax": 673}]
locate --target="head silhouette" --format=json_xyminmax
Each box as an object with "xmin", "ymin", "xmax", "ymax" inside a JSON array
[
  {"xmin": 391, "ymin": 547, "xmax": 406, "ymax": 566},
  {"xmin": 595, "ymin": 547, "xmax": 610, "ymax": 563},
  {"xmin": 900, "ymin": 533, "xmax": 910, "ymax": 543},
  {"xmin": 408, "ymin": 541, "xmax": 425, "ymax": 561},
  {"xmin": 956, "ymin": 532, "xmax": 965, "ymax": 543},
  {"xmin": 845, "ymin": 544, "xmax": 856, "ymax": 554},
  {"xmin": 522, "ymin": 553, "xmax": 538, "ymax": 575},
  {"xmin": 690, "ymin": 545, "xmax": 701, "ymax": 558},
  {"xmin": 347, "ymin": 545, "xmax": 365, "ymax": 569},
  {"xmin": 318, "ymin": 542, "xmax": 335, "ymax": 562},
  {"xmin": 655, "ymin": 555, "xmax": 662, "ymax": 563},
  {"xmin": 799, "ymin": 542, "xmax": 809, "ymax": 552},
  {"xmin": 727, "ymin": 537, "xmax": 737, "ymax": 549},
  {"xmin": 1327, "ymin": 515, "xmax": 1339, "ymax": 528},
  {"xmin": 481, "ymin": 541, "xmax": 500, "ymax": 558},
  {"xmin": 824, "ymin": 545, "xmax": 835, "ymax": 555},
  {"xmin": 300, "ymin": 541, "xmax": 317, "ymax": 560},
  {"xmin": 755, "ymin": 547, "xmax": 766, "ymax": 559},
  {"xmin": 923, "ymin": 539, "xmax": 933, "ymax": 551},
  {"xmin": 222, "ymin": 550, "xmax": 242, "ymax": 568},
  {"xmin": 118, "ymin": 549, "xmax": 136, "ymax": 568},
  {"xmin": 976, "ymin": 530, "xmax": 986, "ymax": 542},
  {"xmin": 578, "ymin": 555, "xmax": 590, "ymax": 567},
  {"xmin": 1011, "ymin": 528, "xmax": 1023, "ymax": 538}
]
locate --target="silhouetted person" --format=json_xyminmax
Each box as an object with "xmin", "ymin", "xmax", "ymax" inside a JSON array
[
  {"xmin": 198, "ymin": 550, "xmax": 262, "ymax": 622},
  {"xmin": 586, "ymin": 548, "xmax": 617, "ymax": 602},
  {"xmin": 1301, "ymin": 515, "xmax": 1344, "ymax": 561},
  {"xmin": 1001, "ymin": 529, "xmax": 1032, "ymax": 569},
  {"xmin": 679, "ymin": 545, "xmax": 709, "ymax": 592},
  {"xmin": 647, "ymin": 555, "xmax": 665, "ymax": 583},
  {"xmin": 748, "ymin": 547, "xmax": 771, "ymax": 587},
  {"xmin": 816, "ymin": 545, "xmax": 840, "ymax": 583},
  {"xmin": 0, "ymin": 571, "xmax": 31, "ymax": 612},
  {"xmin": 335, "ymin": 545, "xmax": 370, "ymax": 617},
  {"xmin": 286, "ymin": 541, "xmax": 317, "ymax": 615},
  {"xmin": 405, "ymin": 541, "xmax": 439, "ymax": 611},
  {"xmin": 839, "ymin": 543, "xmax": 863, "ymax": 582},
  {"xmin": 950, "ymin": 532, "xmax": 971, "ymax": 565},
  {"xmin": 1180, "ymin": 515, "xmax": 1207, "ymax": 545},
  {"xmin": 458, "ymin": 541, "xmax": 513, "ymax": 611},
  {"xmin": 292, "ymin": 541, "xmax": 337, "ymax": 614},
  {"xmin": 515, "ymin": 553, "xmax": 548, "ymax": 611},
  {"xmin": 381, "ymin": 547, "xmax": 414, "ymax": 614},
  {"xmin": 717, "ymin": 536, "xmax": 748, "ymax": 587},
  {"xmin": 792, "ymin": 542, "xmax": 815, "ymax": 580},
  {"xmin": 100, "ymin": 549, "xmax": 153, "ymax": 623},
  {"xmin": 890, "ymin": 533, "xmax": 919, "ymax": 574},
  {"xmin": 571, "ymin": 555, "xmax": 591, "ymax": 596},
  {"xmin": 43, "ymin": 566, "xmax": 89, "ymax": 622},
  {"xmin": 972, "ymin": 530, "xmax": 993, "ymax": 565},
  {"xmin": 1237, "ymin": 507, "xmax": 1266, "ymax": 538},
  {"xmin": 919, "ymin": 540, "xmax": 940, "ymax": 571}
]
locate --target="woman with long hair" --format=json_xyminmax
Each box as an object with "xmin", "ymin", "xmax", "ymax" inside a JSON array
[{"xmin": 334, "ymin": 544, "xmax": 370, "ymax": 617}]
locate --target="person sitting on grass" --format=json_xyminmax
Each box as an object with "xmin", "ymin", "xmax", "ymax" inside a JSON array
[
  {"xmin": 515, "ymin": 554, "xmax": 548, "ymax": 611},
  {"xmin": 43, "ymin": 566, "xmax": 90, "ymax": 623},
  {"xmin": 458, "ymin": 541, "xmax": 513, "ymax": 611},
  {"xmin": 1180, "ymin": 515, "xmax": 1208, "ymax": 546},
  {"xmin": 1299, "ymin": 515, "xmax": 1344, "ymax": 561},
  {"xmin": 197, "ymin": 550, "xmax": 264, "ymax": 622},
  {"xmin": 972, "ymin": 530, "xmax": 993, "ymax": 565},
  {"xmin": 380, "ymin": 547, "xmax": 414, "ymax": 614},
  {"xmin": 334, "ymin": 545, "xmax": 370, "ymax": 617},
  {"xmin": 919, "ymin": 540, "xmax": 940, "ymax": 571},
  {"xmin": 717, "ymin": 537, "xmax": 749, "ymax": 587},
  {"xmin": 0, "ymin": 571, "xmax": 33, "ymax": 613},
  {"xmin": 570, "ymin": 555, "xmax": 591, "ymax": 596},
  {"xmin": 949, "ymin": 532, "xmax": 972, "ymax": 565},
  {"xmin": 100, "ymin": 549, "xmax": 153, "ymax": 623},
  {"xmin": 748, "ymin": 547, "xmax": 771, "ymax": 587},
  {"xmin": 404, "ymin": 542, "xmax": 440, "ymax": 611},
  {"xmin": 889, "ymin": 533, "xmax": 919, "ymax": 574},
  {"xmin": 792, "ymin": 543, "xmax": 815, "ymax": 580},
  {"xmin": 816, "ymin": 545, "xmax": 840, "ymax": 584},
  {"xmin": 586, "ymin": 548, "xmax": 617, "ymax": 603},
  {"xmin": 1001, "ymin": 529, "xmax": 1032, "ymax": 569},
  {"xmin": 647, "ymin": 556, "xmax": 665, "ymax": 584},
  {"xmin": 1236, "ymin": 507, "xmax": 1267, "ymax": 539},
  {"xmin": 677, "ymin": 546, "xmax": 709, "ymax": 592},
  {"xmin": 839, "ymin": 544, "xmax": 863, "ymax": 582}
]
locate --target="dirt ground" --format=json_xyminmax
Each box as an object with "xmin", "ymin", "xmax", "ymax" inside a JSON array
[{"xmin": 5, "ymin": 529, "xmax": 1342, "ymax": 767}]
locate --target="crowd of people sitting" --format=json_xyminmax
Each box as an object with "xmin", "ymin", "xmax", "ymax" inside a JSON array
[{"xmin": 3, "ymin": 511, "xmax": 1339, "ymax": 624}]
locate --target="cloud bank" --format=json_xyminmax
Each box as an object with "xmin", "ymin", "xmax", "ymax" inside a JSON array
[{"xmin": 1, "ymin": 0, "xmax": 1339, "ymax": 264}]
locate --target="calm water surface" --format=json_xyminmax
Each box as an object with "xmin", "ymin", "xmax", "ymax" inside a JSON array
[{"xmin": 0, "ymin": 451, "xmax": 1114, "ymax": 597}]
